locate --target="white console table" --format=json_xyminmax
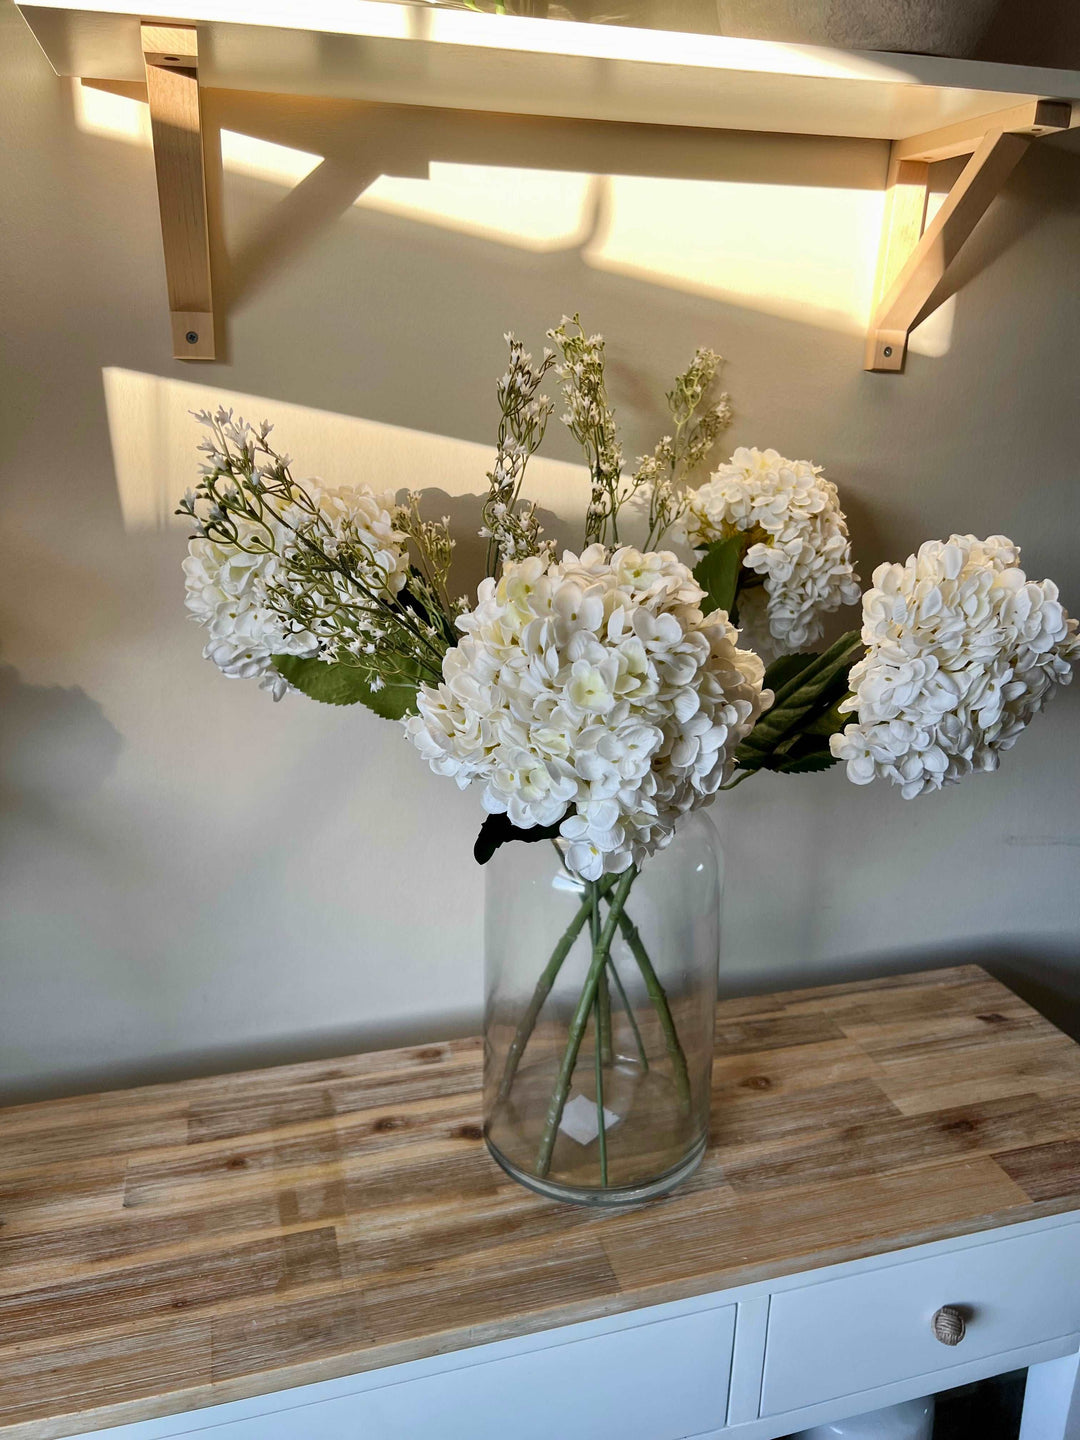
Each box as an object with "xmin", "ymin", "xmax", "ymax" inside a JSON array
[{"xmin": 3, "ymin": 965, "xmax": 1080, "ymax": 1440}]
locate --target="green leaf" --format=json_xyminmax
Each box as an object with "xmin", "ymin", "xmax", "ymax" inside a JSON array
[
  {"xmin": 802, "ymin": 698, "xmax": 851, "ymax": 737},
  {"xmin": 777, "ymin": 750, "xmax": 839, "ymax": 775},
  {"xmin": 740, "ymin": 630, "xmax": 863, "ymax": 758},
  {"xmin": 693, "ymin": 533, "xmax": 750, "ymax": 617},
  {"xmin": 271, "ymin": 654, "xmax": 421, "ymax": 720},
  {"xmin": 761, "ymin": 651, "xmax": 817, "ymax": 695},
  {"xmin": 474, "ymin": 813, "xmax": 564, "ymax": 865}
]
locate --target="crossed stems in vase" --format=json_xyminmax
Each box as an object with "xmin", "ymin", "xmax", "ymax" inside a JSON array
[{"xmin": 495, "ymin": 861, "xmax": 692, "ymax": 1186}]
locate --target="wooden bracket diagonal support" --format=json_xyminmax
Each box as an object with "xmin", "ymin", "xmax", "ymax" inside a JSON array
[
  {"xmin": 866, "ymin": 98, "xmax": 1073, "ymax": 372},
  {"xmin": 141, "ymin": 23, "xmax": 214, "ymax": 360}
]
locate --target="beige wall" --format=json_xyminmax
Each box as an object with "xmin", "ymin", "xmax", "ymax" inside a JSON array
[{"xmin": 2, "ymin": 0, "xmax": 1079, "ymax": 1101}]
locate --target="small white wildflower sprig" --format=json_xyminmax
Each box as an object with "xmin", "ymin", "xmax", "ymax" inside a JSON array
[
  {"xmin": 178, "ymin": 408, "xmax": 457, "ymax": 713},
  {"xmin": 480, "ymin": 335, "xmax": 557, "ymax": 573},
  {"xmin": 634, "ymin": 347, "xmax": 733, "ymax": 549},
  {"xmin": 830, "ymin": 535, "xmax": 1080, "ymax": 797},
  {"xmin": 548, "ymin": 317, "xmax": 626, "ymax": 545},
  {"xmin": 547, "ymin": 320, "xmax": 733, "ymax": 551}
]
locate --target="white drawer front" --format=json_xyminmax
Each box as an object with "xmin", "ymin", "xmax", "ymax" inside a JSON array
[
  {"xmin": 168, "ymin": 1304, "xmax": 735, "ymax": 1440},
  {"xmin": 762, "ymin": 1222, "xmax": 1080, "ymax": 1417}
]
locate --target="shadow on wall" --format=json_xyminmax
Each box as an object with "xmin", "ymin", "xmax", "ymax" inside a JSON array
[
  {"xmin": 66, "ymin": 67, "xmax": 1080, "ymax": 571},
  {"xmin": 0, "ymin": 662, "xmax": 122, "ymax": 845},
  {"xmin": 72, "ymin": 73, "xmax": 1080, "ymax": 555},
  {"xmin": 75, "ymin": 76, "xmax": 894, "ymax": 346}
]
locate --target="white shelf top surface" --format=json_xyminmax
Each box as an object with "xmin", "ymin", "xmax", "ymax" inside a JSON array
[{"xmin": 17, "ymin": 0, "xmax": 1080, "ymax": 140}]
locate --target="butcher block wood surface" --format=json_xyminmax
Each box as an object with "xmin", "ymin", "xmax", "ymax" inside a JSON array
[{"xmin": 4, "ymin": 964, "xmax": 1080, "ymax": 1439}]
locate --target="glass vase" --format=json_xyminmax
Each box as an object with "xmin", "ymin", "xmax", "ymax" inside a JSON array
[{"xmin": 483, "ymin": 814, "xmax": 723, "ymax": 1205}]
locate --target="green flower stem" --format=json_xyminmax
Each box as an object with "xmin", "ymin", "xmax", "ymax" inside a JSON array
[
  {"xmin": 606, "ymin": 956, "xmax": 649, "ymax": 1071},
  {"xmin": 610, "ymin": 905, "xmax": 692, "ymax": 1115},
  {"xmin": 535, "ymin": 868, "xmax": 636, "ymax": 1179},
  {"xmin": 718, "ymin": 768, "xmax": 756, "ymax": 791},
  {"xmin": 597, "ymin": 972, "xmax": 613, "ymax": 1064},
  {"xmin": 594, "ymin": 995, "xmax": 609, "ymax": 1187},
  {"xmin": 587, "ymin": 885, "xmax": 608, "ymax": 1183},
  {"xmin": 495, "ymin": 874, "xmax": 617, "ymax": 1106},
  {"xmin": 593, "ymin": 883, "xmax": 614, "ymax": 1066}
]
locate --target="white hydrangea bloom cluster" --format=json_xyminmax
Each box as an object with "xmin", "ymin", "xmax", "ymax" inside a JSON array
[
  {"xmin": 830, "ymin": 535, "xmax": 1079, "ymax": 798},
  {"xmin": 183, "ymin": 484, "xmax": 408, "ymax": 700},
  {"xmin": 404, "ymin": 545, "xmax": 770, "ymax": 879},
  {"xmin": 684, "ymin": 446, "xmax": 861, "ymax": 659}
]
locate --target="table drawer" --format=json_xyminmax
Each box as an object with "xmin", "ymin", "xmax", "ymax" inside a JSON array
[
  {"xmin": 761, "ymin": 1221, "xmax": 1080, "ymax": 1417},
  {"xmin": 157, "ymin": 1303, "xmax": 736, "ymax": 1440}
]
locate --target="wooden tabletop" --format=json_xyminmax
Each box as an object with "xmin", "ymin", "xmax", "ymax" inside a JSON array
[{"xmin": 4, "ymin": 964, "xmax": 1080, "ymax": 1440}]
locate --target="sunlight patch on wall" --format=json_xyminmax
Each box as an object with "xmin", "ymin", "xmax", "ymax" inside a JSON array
[
  {"xmin": 102, "ymin": 369, "xmax": 587, "ymax": 533},
  {"xmin": 74, "ymin": 82, "xmax": 326, "ymax": 187},
  {"xmin": 356, "ymin": 164, "xmax": 598, "ymax": 252},
  {"xmin": 75, "ymin": 77, "xmax": 943, "ymax": 349},
  {"xmin": 219, "ymin": 130, "xmax": 322, "ymax": 186},
  {"xmin": 73, "ymin": 80, "xmax": 151, "ymax": 145},
  {"xmin": 584, "ymin": 175, "xmax": 882, "ymax": 334}
]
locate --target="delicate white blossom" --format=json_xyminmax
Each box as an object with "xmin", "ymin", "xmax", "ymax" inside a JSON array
[
  {"xmin": 479, "ymin": 336, "xmax": 555, "ymax": 567},
  {"xmin": 684, "ymin": 446, "xmax": 861, "ymax": 659},
  {"xmin": 184, "ymin": 482, "xmax": 408, "ymax": 698},
  {"xmin": 830, "ymin": 535, "xmax": 1080, "ymax": 797},
  {"xmin": 405, "ymin": 546, "xmax": 770, "ymax": 878}
]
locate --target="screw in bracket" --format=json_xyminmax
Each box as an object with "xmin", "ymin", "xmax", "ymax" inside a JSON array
[
  {"xmin": 185, "ymin": 331, "xmax": 199, "ymax": 345},
  {"xmin": 883, "ymin": 345, "xmax": 893, "ymax": 358}
]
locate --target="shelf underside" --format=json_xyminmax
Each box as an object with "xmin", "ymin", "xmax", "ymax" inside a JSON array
[{"xmin": 19, "ymin": 0, "xmax": 1080, "ymax": 140}]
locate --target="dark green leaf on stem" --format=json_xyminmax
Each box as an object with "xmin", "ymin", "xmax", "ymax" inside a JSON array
[
  {"xmin": 735, "ymin": 629, "xmax": 863, "ymax": 775},
  {"xmin": 761, "ymin": 651, "xmax": 817, "ymax": 694}
]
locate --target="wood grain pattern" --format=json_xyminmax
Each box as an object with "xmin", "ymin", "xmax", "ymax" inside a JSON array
[
  {"xmin": 892, "ymin": 98, "xmax": 1074, "ymax": 163},
  {"xmin": 864, "ymin": 100, "xmax": 1074, "ymax": 373},
  {"xmin": 867, "ymin": 153, "xmax": 929, "ymax": 354},
  {"xmin": 866, "ymin": 128, "xmax": 1030, "ymax": 371},
  {"xmin": 141, "ymin": 24, "xmax": 214, "ymax": 361},
  {"xmin": 3, "ymin": 965, "xmax": 1080, "ymax": 1440}
]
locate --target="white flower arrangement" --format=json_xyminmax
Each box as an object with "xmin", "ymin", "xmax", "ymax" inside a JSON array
[
  {"xmin": 682, "ymin": 446, "xmax": 862, "ymax": 660},
  {"xmin": 179, "ymin": 340, "xmax": 1077, "ymax": 850},
  {"xmin": 405, "ymin": 545, "xmax": 769, "ymax": 879},
  {"xmin": 830, "ymin": 534, "xmax": 1080, "ymax": 797},
  {"xmin": 178, "ymin": 321, "xmax": 1078, "ymax": 1200}
]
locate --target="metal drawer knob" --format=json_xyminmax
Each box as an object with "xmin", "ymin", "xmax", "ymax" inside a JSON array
[{"xmin": 932, "ymin": 1306, "xmax": 966, "ymax": 1346}]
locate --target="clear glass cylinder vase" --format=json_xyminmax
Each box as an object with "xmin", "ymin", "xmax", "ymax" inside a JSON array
[{"xmin": 483, "ymin": 814, "xmax": 723, "ymax": 1205}]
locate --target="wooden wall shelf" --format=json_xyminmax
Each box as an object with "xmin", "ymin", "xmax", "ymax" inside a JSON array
[{"xmin": 15, "ymin": 0, "xmax": 1080, "ymax": 368}]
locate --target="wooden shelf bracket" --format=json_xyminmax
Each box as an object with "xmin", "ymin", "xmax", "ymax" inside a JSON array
[
  {"xmin": 866, "ymin": 98, "xmax": 1073, "ymax": 372},
  {"xmin": 141, "ymin": 23, "xmax": 215, "ymax": 360}
]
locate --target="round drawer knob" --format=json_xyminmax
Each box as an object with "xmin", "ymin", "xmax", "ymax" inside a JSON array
[{"xmin": 932, "ymin": 1305, "xmax": 966, "ymax": 1346}]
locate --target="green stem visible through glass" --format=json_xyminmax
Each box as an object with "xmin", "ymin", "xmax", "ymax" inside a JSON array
[
  {"xmin": 588, "ymin": 884, "xmax": 608, "ymax": 1186},
  {"xmin": 534, "ymin": 868, "xmax": 635, "ymax": 1179},
  {"xmin": 508, "ymin": 863, "xmax": 692, "ymax": 1186},
  {"xmin": 495, "ymin": 873, "xmax": 617, "ymax": 1106},
  {"xmin": 608, "ymin": 903, "xmax": 692, "ymax": 1115}
]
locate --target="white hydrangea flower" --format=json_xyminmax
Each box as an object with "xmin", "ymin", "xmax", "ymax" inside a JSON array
[
  {"xmin": 404, "ymin": 545, "xmax": 771, "ymax": 879},
  {"xmin": 830, "ymin": 534, "xmax": 1080, "ymax": 797},
  {"xmin": 684, "ymin": 446, "xmax": 861, "ymax": 659},
  {"xmin": 183, "ymin": 484, "xmax": 408, "ymax": 698}
]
